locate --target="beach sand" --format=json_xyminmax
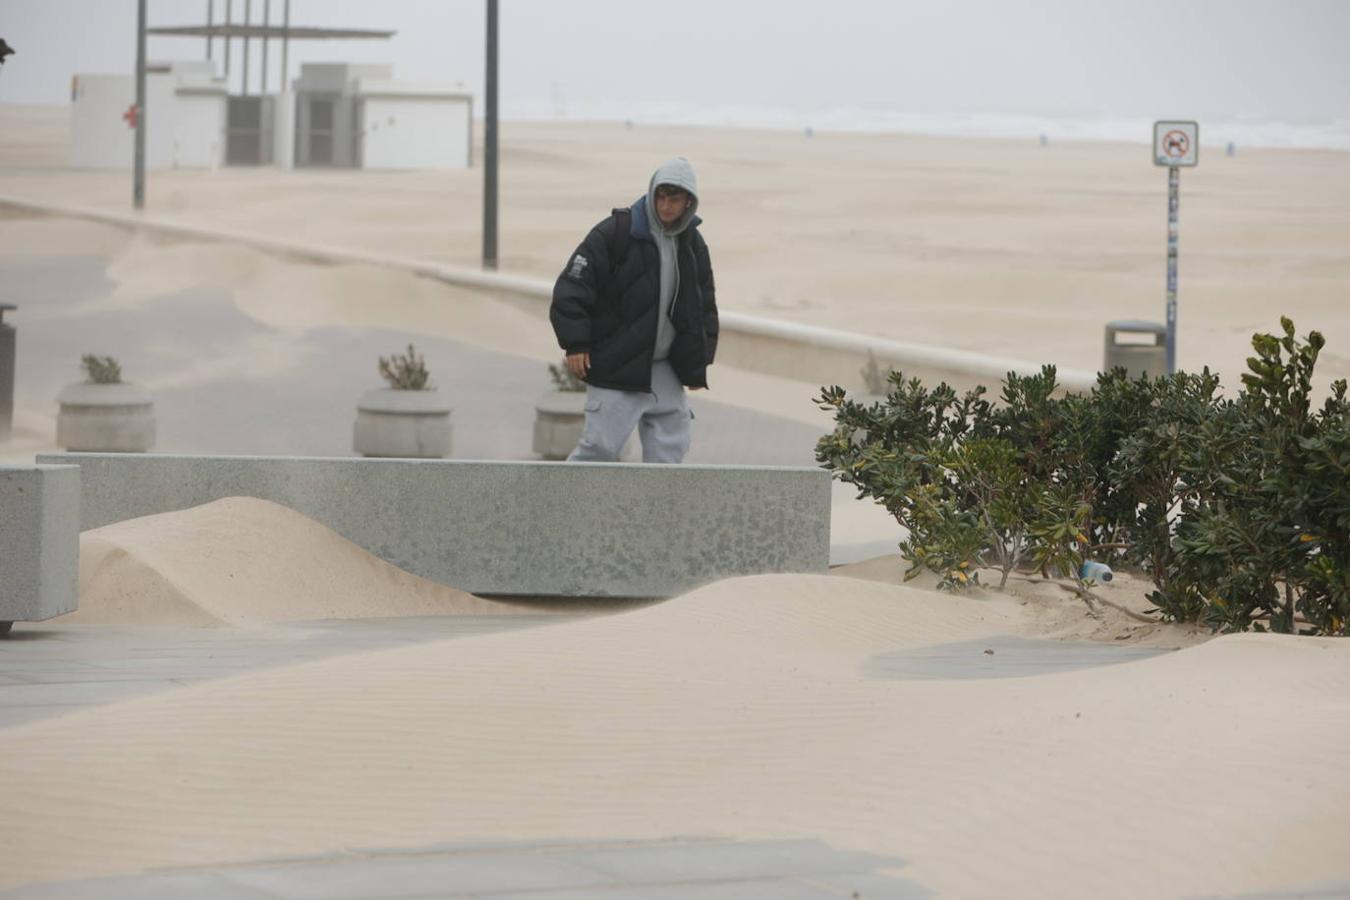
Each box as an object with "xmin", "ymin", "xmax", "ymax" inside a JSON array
[
  {"xmin": 1, "ymin": 105, "xmax": 1348, "ymax": 897},
  {"xmin": 1, "ymin": 556, "xmax": 1347, "ymax": 897}
]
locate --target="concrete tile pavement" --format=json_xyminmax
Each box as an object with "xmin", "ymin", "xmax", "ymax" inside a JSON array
[{"xmin": 0, "ymin": 616, "xmax": 569, "ymax": 730}]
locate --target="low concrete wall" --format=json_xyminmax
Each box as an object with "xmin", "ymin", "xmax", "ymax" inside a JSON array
[
  {"xmin": 38, "ymin": 453, "xmax": 831, "ymax": 598},
  {"xmin": 0, "ymin": 465, "xmax": 80, "ymax": 625}
]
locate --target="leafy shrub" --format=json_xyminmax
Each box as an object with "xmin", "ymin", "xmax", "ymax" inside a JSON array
[
  {"xmin": 1167, "ymin": 319, "xmax": 1349, "ymax": 634},
  {"xmin": 81, "ymin": 355, "xmax": 122, "ymax": 384},
  {"xmin": 377, "ymin": 344, "xmax": 432, "ymax": 391},
  {"xmin": 815, "ymin": 318, "xmax": 1349, "ymax": 636}
]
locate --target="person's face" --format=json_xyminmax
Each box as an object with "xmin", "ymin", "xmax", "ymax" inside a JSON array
[{"xmin": 654, "ymin": 185, "xmax": 691, "ymax": 226}]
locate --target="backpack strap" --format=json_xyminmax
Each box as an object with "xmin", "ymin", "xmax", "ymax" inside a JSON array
[{"xmin": 607, "ymin": 207, "xmax": 631, "ymax": 275}]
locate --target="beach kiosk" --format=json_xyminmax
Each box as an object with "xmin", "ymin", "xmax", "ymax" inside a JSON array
[
  {"xmin": 291, "ymin": 63, "xmax": 473, "ymax": 170},
  {"xmin": 69, "ymin": 61, "xmax": 227, "ymax": 169}
]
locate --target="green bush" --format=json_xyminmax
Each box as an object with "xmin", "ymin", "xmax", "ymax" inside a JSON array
[{"xmin": 815, "ymin": 318, "xmax": 1349, "ymax": 636}]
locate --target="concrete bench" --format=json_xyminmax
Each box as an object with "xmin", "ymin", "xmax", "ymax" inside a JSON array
[
  {"xmin": 0, "ymin": 465, "xmax": 80, "ymax": 634},
  {"xmin": 37, "ymin": 453, "xmax": 831, "ymax": 598}
]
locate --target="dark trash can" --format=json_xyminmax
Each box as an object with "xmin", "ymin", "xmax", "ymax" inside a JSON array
[
  {"xmin": 1103, "ymin": 320, "xmax": 1166, "ymax": 379},
  {"xmin": 0, "ymin": 304, "xmax": 15, "ymax": 442}
]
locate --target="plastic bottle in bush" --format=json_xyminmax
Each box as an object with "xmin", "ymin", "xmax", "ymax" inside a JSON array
[{"xmin": 1080, "ymin": 561, "xmax": 1114, "ymax": 583}]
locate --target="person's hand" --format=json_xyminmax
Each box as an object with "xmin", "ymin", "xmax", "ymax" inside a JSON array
[{"xmin": 566, "ymin": 352, "xmax": 590, "ymax": 380}]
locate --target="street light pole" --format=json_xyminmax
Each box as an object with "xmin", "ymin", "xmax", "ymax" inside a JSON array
[
  {"xmin": 281, "ymin": 0, "xmax": 290, "ymax": 93},
  {"xmin": 482, "ymin": 0, "xmax": 498, "ymax": 270},
  {"xmin": 261, "ymin": 0, "xmax": 270, "ymax": 94},
  {"xmin": 241, "ymin": 0, "xmax": 251, "ymax": 96},
  {"xmin": 224, "ymin": 0, "xmax": 232, "ymax": 84},
  {"xmin": 133, "ymin": 0, "xmax": 147, "ymax": 210}
]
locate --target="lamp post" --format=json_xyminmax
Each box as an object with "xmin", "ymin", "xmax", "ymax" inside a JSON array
[
  {"xmin": 482, "ymin": 0, "xmax": 498, "ymax": 270},
  {"xmin": 133, "ymin": 0, "xmax": 147, "ymax": 209}
]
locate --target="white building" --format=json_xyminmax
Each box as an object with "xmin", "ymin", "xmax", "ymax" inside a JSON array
[
  {"xmin": 289, "ymin": 63, "xmax": 473, "ymax": 170},
  {"xmin": 70, "ymin": 61, "xmax": 226, "ymax": 170},
  {"xmin": 69, "ymin": 60, "xmax": 471, "ymax": 172}
]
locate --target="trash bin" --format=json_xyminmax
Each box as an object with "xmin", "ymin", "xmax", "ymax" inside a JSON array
[
  {"xmin": 0, "ymin": 304, "xmax": 14, "ymax": 443},
  {"xmin": 1103, "ymin": 320, "xmax": 1166, "ymax": 379}
]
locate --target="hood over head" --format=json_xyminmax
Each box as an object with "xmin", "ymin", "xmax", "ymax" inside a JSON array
[{"xmin": 646, "ymin": 156, "xmax": 699, "ymax": 236}]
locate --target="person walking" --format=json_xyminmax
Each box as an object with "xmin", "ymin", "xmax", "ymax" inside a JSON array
[{"xmin": 550, "ymin": 157, "xmax": 719, "ymax": 463}]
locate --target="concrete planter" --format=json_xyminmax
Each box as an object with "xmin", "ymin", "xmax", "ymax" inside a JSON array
[
  {"xmin": 55, "ymin": 382, "xmax": 156, "ymax": 452},
  {"xmin": 353, "ymin": 388, "xmax": 452, "ymax": 458},
  {"xmin": 533, "ymin": 390, "xmax": 587, "ymax": 460}
]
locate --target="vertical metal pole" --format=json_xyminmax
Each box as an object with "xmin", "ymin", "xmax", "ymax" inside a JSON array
[
  {"xmin": 241, "ymin": 0, "xmax": 251, "ymax": 96},
  {"xmin": 133, "ymin": 0, "xmax": 147, "ymax": 210},
  {"xmin": 223, "ymin": 0, "xmax": 232, "ymax": 82},
  {"xmin": 261, "ymin": 0, "xmax": 270, "ymax": 94},
  {"xmin": 1165, "ymin": 165, "xmax": 1180, "ymax": 373},
  {"xmin": 281, "ymin": 0, "xmax": 290, "ymax": 93},
  {"xmin": 224, "ymin": 0, "xmax": 232, "ymax": 86},
  {"xmin": 207, "ymin": 0, "xmax": 214, "ymax": 61},
  {"xmin": 482, "ymin": 0, "xmax": 499, "ymax": 270}
]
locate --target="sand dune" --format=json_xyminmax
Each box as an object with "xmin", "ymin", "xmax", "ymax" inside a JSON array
[
  {"xmin": 2, "ymin": 573, "xmax": 1347, "ymax": 898},
  {"xmin": 69, "ymin": 497, "xmax": 523, "ymax": 626}
]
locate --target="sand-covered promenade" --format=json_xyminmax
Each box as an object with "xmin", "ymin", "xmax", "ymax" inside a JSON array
[
  {"xmin": 2, "ymin": 103, "xmax": 1349, "ymax": 388},
  {"xmin": 1, "ymin": 104, "xmax": 1349, "ymax": 898}
]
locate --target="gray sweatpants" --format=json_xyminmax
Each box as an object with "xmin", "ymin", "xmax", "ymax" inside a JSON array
[{"xmin": 568, "ymin": 360, "xmax": 692, "ymax": 463}]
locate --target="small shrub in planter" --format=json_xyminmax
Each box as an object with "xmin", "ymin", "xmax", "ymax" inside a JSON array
[
  {"xmin": 378, "ymin": 344, "xmax": 431, "ymax": 391},
  {"xmin": 815, "ymin": 318, "xmax": 1349, "ymax": 636},
  {"xmin": 352, "ymin": 343, "xmax": 451, "ymax": 458},
  {"xmin": 547, "ymin": 361, "xmax": 587, "ymax": 393},
  {"xmin": 534, "ymin": 358, "xmax": 588, "ymax": 460},
  {"xmin": 55, "ymin": 354, "xmax": 155, "ymax": 452},
  {"xmin": 81, "ymin": 355, "xmax": 123, "ymax": 385}
]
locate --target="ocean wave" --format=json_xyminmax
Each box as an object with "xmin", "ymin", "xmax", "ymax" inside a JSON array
[{"xmin": 502, "ymin": 99, "xmax": 1350, "ymax": 152}]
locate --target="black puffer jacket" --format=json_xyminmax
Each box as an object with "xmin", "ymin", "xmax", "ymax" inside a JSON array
[{"xmin": 550, "ymin": 196, "xmax": 719, "ymax": 392}]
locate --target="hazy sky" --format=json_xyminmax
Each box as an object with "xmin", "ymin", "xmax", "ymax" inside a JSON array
[{"xmin": 2, "ymin": 0, "xmax": 1347, "ymax": 122}]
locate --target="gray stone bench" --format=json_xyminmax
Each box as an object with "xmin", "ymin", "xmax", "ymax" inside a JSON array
[
  {"xmin": 0, "ymin": 465, "xmax": 80, "ymax": 634},
  {"xmin": 37, "ymin": 453, "xmax": 831, "ymax": 598}
]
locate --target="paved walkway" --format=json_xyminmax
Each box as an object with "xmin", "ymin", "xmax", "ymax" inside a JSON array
[
  {"xmin": 1, "ymin": 253, "xmax": 823, "ymax": 466},
  {"xmin": 0, "ymin": 614, "xmax": 576, "ymax": 730},
  {"xmin": 0, "ymin": 837, "xmax": 927, "ymax": 899}
]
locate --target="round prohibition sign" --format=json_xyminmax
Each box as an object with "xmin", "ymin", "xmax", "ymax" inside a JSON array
[{"xmin": 1162, "ymin": 130, "xmax": 1190, "ymax": 159}]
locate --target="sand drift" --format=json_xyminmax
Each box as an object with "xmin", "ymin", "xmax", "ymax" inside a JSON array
[{"xmin": 71, "ymin": 497, "xmax": 525, "ymax": 626}]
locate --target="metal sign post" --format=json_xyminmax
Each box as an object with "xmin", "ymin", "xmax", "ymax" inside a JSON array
[{"xmin": 1153, "ymin": 120, "xmax": 1198, "ymax": 373}]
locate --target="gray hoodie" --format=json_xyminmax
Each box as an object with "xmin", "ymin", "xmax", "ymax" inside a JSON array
[{"xmin": 645, "ymin": 157, "xmax": 699, "ymax": 361}]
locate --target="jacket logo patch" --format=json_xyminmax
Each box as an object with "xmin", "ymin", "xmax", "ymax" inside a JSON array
[{"xmin": 568, "ymin": 254, "xmax": 590, "ymax": 279}]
